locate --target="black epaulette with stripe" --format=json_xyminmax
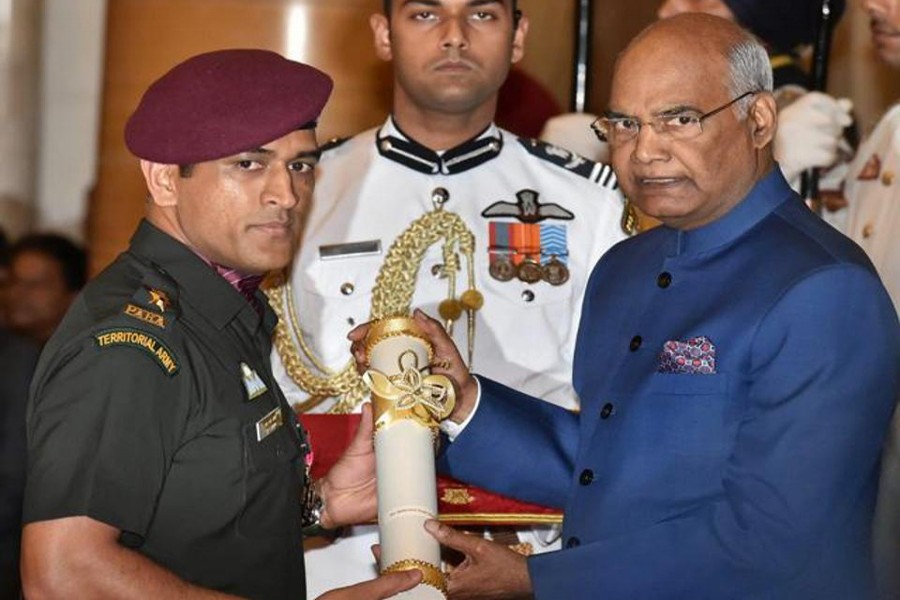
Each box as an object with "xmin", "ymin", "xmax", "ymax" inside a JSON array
[
  {"xmin": 319, "ymin": 136, "xmax": 350, "ymax": 154},
  {"xmin": 517, "ymin": 137, "xmax": 618, "ymax": 190}
]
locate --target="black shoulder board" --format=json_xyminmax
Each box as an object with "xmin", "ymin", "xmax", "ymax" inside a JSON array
[
  {"xmin": 319, "ymin": 136, "xmax": 350, "ymax": 154},
  {"xmin": 517, "ymin": 137, "xmax": 618, "ymax": 190},
  {"xmin": 117, "ymin": 268, "xmax": 180, "ymax": 331}
]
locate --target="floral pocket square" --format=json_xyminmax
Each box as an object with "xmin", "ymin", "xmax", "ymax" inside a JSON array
[{"xmin": 657, "ymin": 336, "xmax": 717, "ymax": 374}]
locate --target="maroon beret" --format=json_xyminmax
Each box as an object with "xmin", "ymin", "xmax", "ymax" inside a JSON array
[{"xmin": 125, "ymin": 49, "xmax": 333, "ymax": 164}]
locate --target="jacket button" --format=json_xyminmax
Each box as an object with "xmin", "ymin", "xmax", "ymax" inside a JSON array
[
  {"xmin": 579, "ymin": 469, "xmax": 594, "ymax": 486},
  {"xmin": 629, "ymin": 335, "xmax": 642, "ymax": 351},
  {"xmin": 566, "ymin": 536, "xmax": 580, "ymax": 548},
  {"xmin": 600, "ymin": 403, "xmax": 615, "ymax": 419},
  {"xmin": 340, "ymin": 282, "xmax": 355, "ymax": 296},
  {"xmin": 657, "ymin": 272, "xmax": 672, "ymax": 288}
]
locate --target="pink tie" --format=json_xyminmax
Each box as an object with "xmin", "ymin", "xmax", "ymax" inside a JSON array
[{"xmin": 212, "ymin": 263, "xmax": 264, "ymax": 313}]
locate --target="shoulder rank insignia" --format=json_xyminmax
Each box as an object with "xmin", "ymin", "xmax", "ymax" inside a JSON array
[
  {"xmin": 145, "ymin": 287, "xmax": 171, "ymax": 313},
  {"xmin": 517, "ymin": 137, "xmax": 618, "ymax": 189},
  {"xmin": 94, "ymin": 327, "xmax": 179, "ymax": 376},
  {"xmin": 241, "ymin": 362, "xmax": 268, "ymax": 401},
  {"xmin": 481, "ymin": 189, "xmax": 574, "ymax": 223},
  {"xmin": 857, "ymin": 154, "xmax": 881, "ymax": 181},
  {"xmin": 320, "ymin": 136, "xmax": 350, "ymax": 155}
]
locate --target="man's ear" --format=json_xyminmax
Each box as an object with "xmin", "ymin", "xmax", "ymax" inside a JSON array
[
  {"xmin": 370, "ymin": 13, "xmax": 392, "ymax": 62},
  {"xmin": 511, "ymin": 14, "xmax": 529, "ymax": 65},
  {"xmin": 140, "ymin": 160, "xmax": 180, "ymax": 208},
  {"xmin": 748, "ymin": 92, "xmax": 777, "ymax": 149}
]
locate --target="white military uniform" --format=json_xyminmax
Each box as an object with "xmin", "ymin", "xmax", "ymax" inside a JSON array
[
  {"xmin": 844, "ymin": 104, "xmax": 900, "ymax": 313},
  {"xmin": 845, "ymin": 104, "xmax": 900, "ymax": 600},
  {"xmin": 271, "ymin": 117, "xmax": 627, "ymax": 596}
]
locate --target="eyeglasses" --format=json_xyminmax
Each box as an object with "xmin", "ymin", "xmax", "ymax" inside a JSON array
[{"xmin": 591, "ymin": 91, "xmax": 758, "ymax": 146}]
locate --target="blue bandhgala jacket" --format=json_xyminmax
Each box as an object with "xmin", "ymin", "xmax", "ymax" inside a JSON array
[{"xmin": 440, "ymin": 169, "xmax": 900, "ymax": 599}]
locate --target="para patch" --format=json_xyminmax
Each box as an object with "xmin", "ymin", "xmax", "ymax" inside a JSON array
[
  {"xmin": 94, "ymin": 327, "xmax": 179, "ymax": 376},
  {"xmin": 123, "ymin": 303, "xmax": 166, "ymax": 328}
]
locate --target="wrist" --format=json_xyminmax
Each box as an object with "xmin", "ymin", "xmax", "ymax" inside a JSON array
[
  {"xmin": 449, "ymin": 375, "xmax": 479, "ymax": 424},
  {"xmin": 302, "ymin": 479, "xmax": 334, "ymax": 536}
]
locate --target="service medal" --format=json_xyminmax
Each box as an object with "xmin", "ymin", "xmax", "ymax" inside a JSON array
[
  {"xmin": 517, "ymin": 258, "xmax": 543, "ymax": 284},
  {"xmin": 541, "ymin": 257, "xmax": 570, "ymax": 286},
  {"xmin": 489, "ymin": 257, "xmax": 516, "ymax": 281}
]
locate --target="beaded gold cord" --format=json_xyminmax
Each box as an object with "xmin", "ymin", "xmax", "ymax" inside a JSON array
[{"xmin": 267, "ymin": 189, "xmax": 482, "ymax": 414}]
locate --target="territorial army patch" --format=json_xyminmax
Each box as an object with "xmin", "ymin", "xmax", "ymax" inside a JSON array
[{"xmin": 94, "ymin": 327, "xmax": 179, "ymax": 376}]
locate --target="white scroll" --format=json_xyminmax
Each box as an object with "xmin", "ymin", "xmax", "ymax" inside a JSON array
[{"xmin": 363, "ymin": 317, "xmax": 455, "ymax": 599}]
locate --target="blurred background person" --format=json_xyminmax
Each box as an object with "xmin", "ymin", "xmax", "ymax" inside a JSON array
[
  {"xmin": 847, "ymin": 0, "xmax": 900, "ymax": 597},
  {"xmin": 845, "ymin": 0, "xmax": 900, "ymax": 314},
  {"xmin": 0, "ymin": 227, "xmax": 41, "ymax": 600},
  {"xmin": 268, "ymin": 0, "xmax": 629, "ymax": 596},
  {"xmin": 0, "ymin": 327, "xmax": 38, "ymax": 600},
  {"xmin": 0, "ymin": 228, "xmax": 9, "ymax": 329},
  {"xmin": 4, "ymin": 233, "xmax": 87, "ymax": 345}
]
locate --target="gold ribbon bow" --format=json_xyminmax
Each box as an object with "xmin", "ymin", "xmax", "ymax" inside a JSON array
[{"xmin": 363, "ymin": 354, "xmax": 455, "ymax": 432}]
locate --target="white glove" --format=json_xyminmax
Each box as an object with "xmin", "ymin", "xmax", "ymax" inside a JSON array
[
  {"xmin": 775, "ymin": 91, "xmax": 853, "ymax": 184},
  {"xmin": 540, "ymin": 113, "xmax": 610, "ymax": 163}
]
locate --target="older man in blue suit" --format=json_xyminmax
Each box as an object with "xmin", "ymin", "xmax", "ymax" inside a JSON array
[{"xmin": 349, "ymin": 12, "xmax": 900, "ymax": 600}]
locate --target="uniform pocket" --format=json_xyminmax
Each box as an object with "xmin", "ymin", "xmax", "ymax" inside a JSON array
[{"xmin": 237, "ymin": 413, "xmax": 302, "ymax": 539}]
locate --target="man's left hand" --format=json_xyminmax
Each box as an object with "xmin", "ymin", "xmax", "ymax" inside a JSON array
[
  {"xmin": 319, "ymin": 402, "xmax": 377, "ymax": 529},
  {"xmin": 315, "ymin": 568, "xmax": 422, "ymax": 600},
  {"xmin": 425, "ymin": 520, "xmax": 533, "ymax": 599}
]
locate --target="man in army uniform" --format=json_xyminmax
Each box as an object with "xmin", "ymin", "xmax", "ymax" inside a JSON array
[
  {"xmin": 20, "ymin": 49, "xmax": 419, "ymax": 600},
  {"xmin": 268, "ymin": 0, "xmax": 629, "ymax": 595}
]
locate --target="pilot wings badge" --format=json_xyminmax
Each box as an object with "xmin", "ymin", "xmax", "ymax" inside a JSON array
[{"xmin": 481, "ymin": 189, "xmax": 574, "ymax": 224}]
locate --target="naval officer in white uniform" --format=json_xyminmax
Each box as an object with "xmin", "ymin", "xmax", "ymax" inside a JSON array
[{"xmin": 269, "ymin": 1, "xmax": 629, "ymax": 595}]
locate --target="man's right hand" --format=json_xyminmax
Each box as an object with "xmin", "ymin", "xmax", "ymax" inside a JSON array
[
  {"xmin": 316, "ymin": 569, "xmax": 422, "ymax": 600},
  {"xmin": 347, "ymin": 309, "xmax": 479, "ymax": 425}
]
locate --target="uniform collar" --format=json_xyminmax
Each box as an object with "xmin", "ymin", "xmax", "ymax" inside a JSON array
[
  {"xmin": 128, "ymin": 220, "xmax": 274, "ymax": 332},
  {"xmin": 669, "ymin": 168, "xmax": 796, "ymax": 256},
  {"xmin": 375, "ymin": 116, "xmax": 503, "ymax": 175}
]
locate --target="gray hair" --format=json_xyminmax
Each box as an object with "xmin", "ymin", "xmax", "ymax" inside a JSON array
[{"xmin": 727, "ymin": 37, "xmax": 773, "ymax": 117}]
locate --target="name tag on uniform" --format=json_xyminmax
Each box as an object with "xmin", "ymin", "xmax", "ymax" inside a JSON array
[
  {"xmin": 256, "ymin": 407, "xmax": 284, "ymax": 442},
  {"xmin": 318, "ymin": 240, "xmax": 381, "ymax": 260}
]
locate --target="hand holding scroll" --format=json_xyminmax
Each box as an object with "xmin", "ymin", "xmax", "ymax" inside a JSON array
[
  {"xmin": 348, "ymin": 309, "xmax": 478, "ymax": 426},
  {"xmin": 424, "ymin": 520, "xmax": 532, "ymax": 600},
  {"xmin": 316, "ymin": 568, "xmax": 423, "ymax": 600},
  {"xmin": 319, "ymin": 402, "xmax": 378, "ymax": 529}
]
